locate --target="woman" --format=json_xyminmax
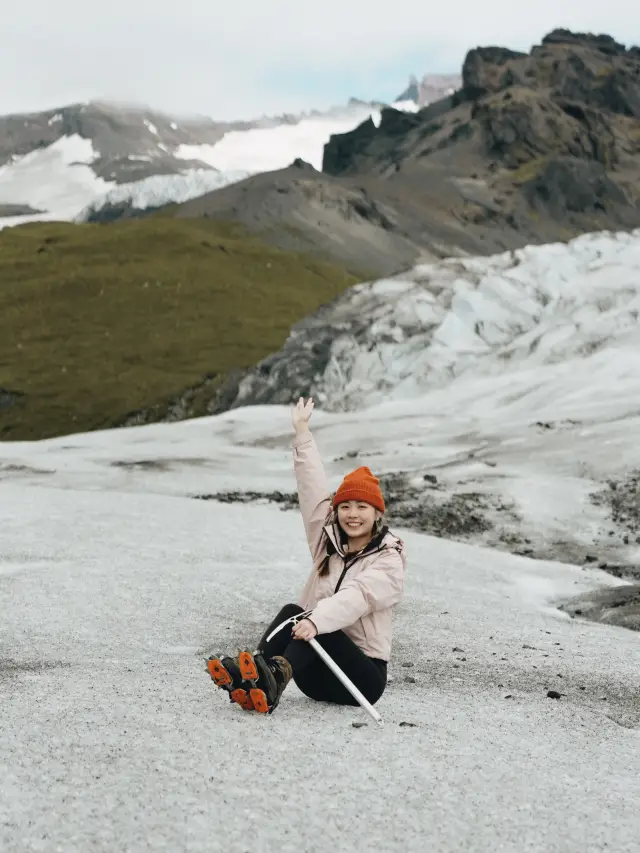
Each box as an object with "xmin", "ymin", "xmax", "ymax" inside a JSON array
[{"xmin": 206, "ymin": 397, "xmax": 406, "ymax": 715}]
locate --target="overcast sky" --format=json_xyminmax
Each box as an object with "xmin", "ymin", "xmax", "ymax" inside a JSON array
[{"xmin": 3, "ymin": 1, "xmax": 638, "ymax": 120}]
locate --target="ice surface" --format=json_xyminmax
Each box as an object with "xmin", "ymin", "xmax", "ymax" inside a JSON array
[
  {"xmin": 306, "ymin": 230, "xmax": 640, "ymax": 412},
  {"xmin": 0, "ymin": 407, "xmax": 638, "ymax": 852}
]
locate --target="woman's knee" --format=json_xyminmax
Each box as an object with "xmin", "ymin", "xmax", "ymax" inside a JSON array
[{"xmin": 275, "ymin": 603, "xmax": 304, "ymax": 620}]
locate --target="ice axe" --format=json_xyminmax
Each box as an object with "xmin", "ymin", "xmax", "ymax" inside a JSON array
[{"xmin": 265, "ymin": 610, "xmax": 384, "ymax": 727}]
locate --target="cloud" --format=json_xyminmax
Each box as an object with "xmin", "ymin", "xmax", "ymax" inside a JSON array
[{"xmin": 2, "ymin": 0, "xmax": 638, "ymax": 119}]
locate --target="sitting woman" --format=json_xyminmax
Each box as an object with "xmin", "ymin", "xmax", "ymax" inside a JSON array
[{"xmin": 206, "ymin": 396, "xmax": 406, "ymax": 715}]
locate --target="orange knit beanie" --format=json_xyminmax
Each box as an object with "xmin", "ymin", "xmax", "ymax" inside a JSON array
[{"xmin": 332, "ymin": 466, "xmax": 385, "ymax": 513}]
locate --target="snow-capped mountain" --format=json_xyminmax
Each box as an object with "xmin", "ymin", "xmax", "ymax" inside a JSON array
[{"xmin": 0, "ymin": 98, "xmax": 419, "ymax": 230}]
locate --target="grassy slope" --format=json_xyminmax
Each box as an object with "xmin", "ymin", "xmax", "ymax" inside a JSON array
[{"xmin": 0, "ymin": 218, "xmax": 363, "ymax": 441}]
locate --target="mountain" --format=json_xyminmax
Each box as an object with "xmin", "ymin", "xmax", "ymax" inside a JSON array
[
  {"xmin": 116, "ymin": 29, "xmax": 640, "ymax": 277},
  {"xmin": 0, "ymin": 100, "xmax": 407, "ymax": 229},
  {"xmin": 0, "ymin": 100, "xmax": 254, "ymax": 181}
]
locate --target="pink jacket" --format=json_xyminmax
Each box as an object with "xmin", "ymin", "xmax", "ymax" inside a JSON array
[{"xmin": 293, "ymin": 431, "xmax": 406, "ymax": 661}]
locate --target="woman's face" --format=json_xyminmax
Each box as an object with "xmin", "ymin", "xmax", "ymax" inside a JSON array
[{"xmin": 337, "ymin": 501, "xmax": 379, "ymax": 538}]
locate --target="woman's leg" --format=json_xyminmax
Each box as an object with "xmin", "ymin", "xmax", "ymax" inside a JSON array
[
  {"xmin": 256, "ymin": 602, "xmax": 387, "ymax": 707},
  {"xmin": 288, "ymin": 631, "xmax": 387, "ymax": 706}
]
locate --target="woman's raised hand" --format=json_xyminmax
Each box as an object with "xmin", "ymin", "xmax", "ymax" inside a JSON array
[{"xmin": 291, "ymin": 396, "xmax": 314, "ymax": 434}]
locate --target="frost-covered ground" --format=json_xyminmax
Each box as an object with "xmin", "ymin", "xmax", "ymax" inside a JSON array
[{"xmin": 1, "ymin": 396, "xmax": 639, "ymax": 851}]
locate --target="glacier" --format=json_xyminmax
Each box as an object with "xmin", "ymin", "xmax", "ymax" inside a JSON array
[
  {"xmin": 231, "ymin": 229, "xmax": 640, "ymax": 414},
  {"xmin": 75, "ymin": 168, "xmax": 251, "ymax": 221}
]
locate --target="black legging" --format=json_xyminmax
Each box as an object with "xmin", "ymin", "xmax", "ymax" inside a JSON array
[{"xmin": 257, "ymin": 603, "xmax": 387, "ymax": 706}]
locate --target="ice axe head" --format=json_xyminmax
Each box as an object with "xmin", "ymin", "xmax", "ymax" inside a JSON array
[{"xmin": 265, "ymin": 609, "xmax": 314, "ymax": 643}]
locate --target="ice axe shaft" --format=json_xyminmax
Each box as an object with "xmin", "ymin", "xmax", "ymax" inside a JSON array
[
  {"xmin": 308, "ymin": 637, "xmax": 383, "ymax": 726},
  {"xmin": 265, "ymin": 613, "xmax": 384, "ymax": 727}
]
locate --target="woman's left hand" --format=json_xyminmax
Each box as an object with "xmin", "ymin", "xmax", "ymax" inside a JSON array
[{"xmin": 292, "ymin": 618, "xmax": 318, "ymax": 641}]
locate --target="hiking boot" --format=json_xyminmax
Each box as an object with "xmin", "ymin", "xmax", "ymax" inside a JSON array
[
  {"xmin": 237, "ymin": 650, "xmax": 293, "ymax": 714},
  {"xmin": 205, "ymin": 654, "xmax": 255, "ymax": 711}
]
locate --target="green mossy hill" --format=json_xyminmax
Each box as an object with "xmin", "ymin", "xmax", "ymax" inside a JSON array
[{"xmin": 0, "ymin": 219, "xmax": 363, "ymax": 441}]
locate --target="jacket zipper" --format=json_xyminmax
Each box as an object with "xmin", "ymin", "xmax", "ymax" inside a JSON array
[{"xmin": 333, "ymin": 543, "xmax": 385, "ymax": 593}]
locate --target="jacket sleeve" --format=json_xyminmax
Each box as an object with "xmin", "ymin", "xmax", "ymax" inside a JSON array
[
  {"xmin": 310, "ymin": 548, "xmax": 405, "ymax": 635},
  {"xmin": 293, "ymin": 431, "xmax": 332, "ymax": 564}
]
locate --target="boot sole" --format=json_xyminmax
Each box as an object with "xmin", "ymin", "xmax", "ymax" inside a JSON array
[
  {"xmin": 207, "ymin": 657, "xmax": 255, "ymax": 712},
  {"xmin": 238, "ymin": 651, "xmax": 270, "ymax": 714},
  {"xmin": 206, "ymin": 658, "xmax": 233, "ymax": 688}
]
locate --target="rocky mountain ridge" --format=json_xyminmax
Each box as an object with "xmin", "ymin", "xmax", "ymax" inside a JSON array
[
  {"xmin": 147, "ymin": 29, "xmax": 640, "ymax": 277},
  {"xmin": 0, "ymin": 101, "xmax": 253, "ymax": 184}
]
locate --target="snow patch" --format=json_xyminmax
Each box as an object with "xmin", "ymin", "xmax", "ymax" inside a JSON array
[
  {"xmin": 0, "ymin": 135, "xmax": 111, "ymax": 229},
  {"xmin": 144, "ymin": 120, "xmax": 158, "ymax": 136}
]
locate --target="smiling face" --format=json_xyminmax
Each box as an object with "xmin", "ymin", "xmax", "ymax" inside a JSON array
[{"xmin": 336, "ymin": 500, "xmax": 381, "ymax": 544}]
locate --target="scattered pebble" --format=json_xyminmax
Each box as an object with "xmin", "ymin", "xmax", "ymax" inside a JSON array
[
  {"xmin": 452, "ymin": 646, "xmax": 465, "ymax": 653},
  {"xmin": 522, "ymin": 644, "xmax": 538, "ymax": 650},
  {"xmin": 547, "ymin": 690, "xmax": 562, "ymax": 699},
  {"xmin": 404, "ymin": 676, "xmax": 417, "ymax": 684},
  {"xmin": 399, "ymin": 721, "xmax": 418, "ymax": 727},
  {"xmin": 352, "ymin": 722, "xmax": 368, "ymax": 728},
  {"xmin": 504, "ymin": 694, "xmax": 513, "ymax": 699},
  {"xmin": 401, "ymin": 662, "xmax": 414, "ymax": 668}
]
